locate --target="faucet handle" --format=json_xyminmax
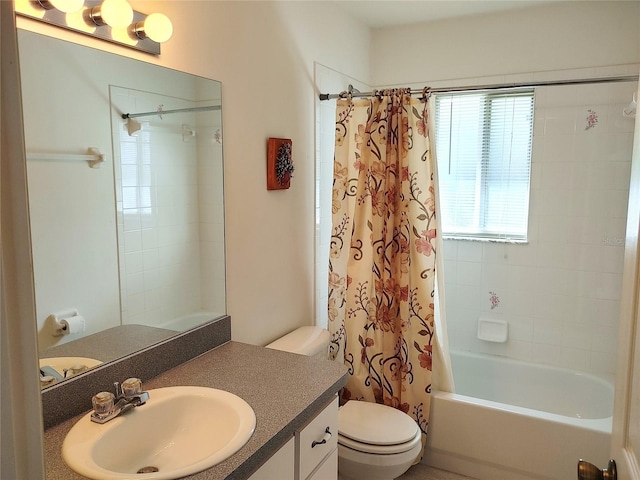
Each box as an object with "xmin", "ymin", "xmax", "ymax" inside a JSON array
[
  {"xmin": 121, "ymin": 378, "xmax": 143, "ymax": 397},
  {"xmin": 92, "ymin": 391, "xmax": 115, "ymax": 419}
]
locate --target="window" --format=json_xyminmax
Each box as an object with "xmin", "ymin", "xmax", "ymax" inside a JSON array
[{"xmin": 434, "ymin": 90, "xmax": 534, "ymax": 242}]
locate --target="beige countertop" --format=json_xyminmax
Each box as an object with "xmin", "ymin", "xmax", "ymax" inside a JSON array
[{"xmin": 44, "ymin": 341, "xmax": 348, "ymax": 480}]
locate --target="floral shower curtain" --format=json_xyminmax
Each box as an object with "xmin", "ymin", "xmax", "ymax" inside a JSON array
[{"xmin": 328, "ymin": 88, "xmax": 438, "ymax": 440}]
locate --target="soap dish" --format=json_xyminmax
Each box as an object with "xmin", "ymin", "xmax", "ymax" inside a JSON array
[{"xmin": 477, "ymin": 318, "xmax": 508, "ymax": 343}]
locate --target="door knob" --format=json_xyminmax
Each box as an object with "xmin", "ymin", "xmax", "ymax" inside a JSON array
[{"xmin": 577, "ymin": 459, "xmax": 617, "ymax": 480}]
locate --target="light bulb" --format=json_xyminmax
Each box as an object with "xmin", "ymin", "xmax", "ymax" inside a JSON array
[
  {"xmin": 142, "ymin": 13, "xmax": 173, "ymax": 43},
  {"xmin": 111, "ymin": 27, "xmax": 138, "ymax": 46},
  {"xmin": 100, "ymin": 0, "xmax": 133, "ymax": 28},
  {"xmin": 30, "ymin": 0, "xmax": 84, "ymax": 12},
  {"xmin": 48, "ymin": 0, "xmax": 84, "ymax": 13},
  {"xmin": 15, "ymin": 0, "xmax": 46, "ymax": 18},
  {"xmin": 66, "ymin": 8, "xmax": 96, "ymax": 33}
]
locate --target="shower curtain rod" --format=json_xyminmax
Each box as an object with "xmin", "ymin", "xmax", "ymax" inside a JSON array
[
  {"xmin": 121, "ymin": 104, "xmax": 221, "ymax": 119},
  {"xmin": 318, "ymin": 75, "xmax": 639, "ymax": 101}
]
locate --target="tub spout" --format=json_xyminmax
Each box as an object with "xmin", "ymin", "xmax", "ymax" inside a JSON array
[{"xmin": 577, "ymin": 459, "xmax": 617, "ymax": 480}]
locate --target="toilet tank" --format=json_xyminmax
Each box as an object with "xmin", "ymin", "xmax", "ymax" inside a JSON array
[{"xmin": 265, "ymin": 326, "xmax": 330, "ymax": 359}]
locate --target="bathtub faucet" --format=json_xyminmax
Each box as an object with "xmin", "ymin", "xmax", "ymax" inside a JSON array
[{"xmin": 90, "ymin": 377, "xmax": 149, "ymax": 424}]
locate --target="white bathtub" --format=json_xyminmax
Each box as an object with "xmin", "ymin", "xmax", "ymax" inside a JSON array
[
  {"xmin": 157, "ymin": 312, "xmax": 220, "ymax": 331},
  {"xmin": 424, "ymin": 350, "xmax": 614, "ymax": 480}
]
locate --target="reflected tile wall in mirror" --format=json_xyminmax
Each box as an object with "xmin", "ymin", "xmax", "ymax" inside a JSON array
[{"xmin": 111, "ymin": 87, "xmax": 226, "ymax": 331}]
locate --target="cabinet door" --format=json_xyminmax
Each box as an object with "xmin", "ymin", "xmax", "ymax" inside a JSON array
[
  {"xmin": 248, "ymin": 437, "xmax": 295, "ymax": 480},
  {"xmin": 297, "ymin": 395, "xmax": 338, "ymax": 480},
  {"xmin": 307, "ymin": 448, "xmax": 338, "ymax": 480}
]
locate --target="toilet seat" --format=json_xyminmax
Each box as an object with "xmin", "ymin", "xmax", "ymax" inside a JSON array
[
  {"xmin": 337, "ymin": 400, "xmax": 421, "ymax": 454},
  {"xmin": 338, "ymin": 428, "xmax": 422, "ymax": 454}
]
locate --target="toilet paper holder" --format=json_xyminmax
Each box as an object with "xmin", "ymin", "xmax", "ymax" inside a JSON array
[{"xmin": 49, "ymin": 308, "xmax": 85, "ymax": 336}]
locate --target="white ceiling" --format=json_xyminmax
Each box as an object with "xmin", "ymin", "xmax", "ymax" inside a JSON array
[{"xmin": 330, "ymin": 0, "xmax": 563, "ymax": 27}]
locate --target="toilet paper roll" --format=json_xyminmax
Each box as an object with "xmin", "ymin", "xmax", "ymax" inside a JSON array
[{"xmin": 60, "ymin": 316, "xmax": 86, "ymax": 335}]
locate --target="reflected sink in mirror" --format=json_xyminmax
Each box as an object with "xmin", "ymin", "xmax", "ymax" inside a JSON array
[
  {"xmin": 62, "ymin": 386, "xmax": 256, "ymax": 479},
  {"xmin": 39, "ymin": 357, "xmax": 102, "ymax": 387}
]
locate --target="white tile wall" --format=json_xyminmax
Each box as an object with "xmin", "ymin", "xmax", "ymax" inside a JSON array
[{"xmin": 443, "ymin": 79, "xmax": 637, "ymax": 376}]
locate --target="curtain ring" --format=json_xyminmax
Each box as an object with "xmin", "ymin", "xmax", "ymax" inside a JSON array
[
  {"xmin": 420, "ymin": 86, "xmax": 431, "ymax": 102},
  {"xmin": 347, "ymin": 84, "xmax": 354, "ymax": 101}
]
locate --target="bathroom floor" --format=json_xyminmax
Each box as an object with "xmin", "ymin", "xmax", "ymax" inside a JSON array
[{"xmin": 398, "ymin": 464, "xmax": 478, "ymax": 480}]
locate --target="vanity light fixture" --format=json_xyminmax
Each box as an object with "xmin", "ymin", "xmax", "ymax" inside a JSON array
[
  {"xmin": 85, "ymin": 0, "xmax": 133, "ymax": 29},
  {"xmin": 15, "ymin": 0, "xmax": 173, "ymax": 55}
]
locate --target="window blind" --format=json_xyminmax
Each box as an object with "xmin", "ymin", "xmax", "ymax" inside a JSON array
[{"xmin": 435, "ymin": 90, "xmax": 534, "ymax": 242}]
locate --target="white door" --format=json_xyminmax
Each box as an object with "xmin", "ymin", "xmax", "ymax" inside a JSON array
[{"xmin": 607, "ymin": 78, "xmax": 640, "ymax": 480}]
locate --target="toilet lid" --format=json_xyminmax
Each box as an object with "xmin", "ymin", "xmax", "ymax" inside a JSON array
[
  {"xmin": 338, "ymin": 429, "xmax": 422, "ymax": 455},
  {"xmin": 338, "ymin": 400, "xmax": 419, "ymax": 446}
]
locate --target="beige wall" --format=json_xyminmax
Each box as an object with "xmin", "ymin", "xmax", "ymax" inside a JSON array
[
  {"xmin": 371, "ymin": 1, "xmax": 640, "ymax": 86},
  {"xmin": 17, "ymin": 1, "xmax": 371, "ymax": 347},
  {"xmin": 137, "ymin": 1, "xmax": 371, "ymax": 345}
]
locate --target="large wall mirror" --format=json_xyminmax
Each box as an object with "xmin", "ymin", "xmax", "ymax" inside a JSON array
[{"xmin": 18, "ymin": 29, "xmax": 226, "ymax": 390}]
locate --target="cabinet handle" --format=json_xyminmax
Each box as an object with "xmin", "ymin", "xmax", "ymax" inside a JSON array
[{"xmin": 311, "ymin": 427, "xmax": 332, "ymax": 448}]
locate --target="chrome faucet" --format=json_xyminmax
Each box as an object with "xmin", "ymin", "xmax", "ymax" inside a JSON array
[{"xmin": 90, "ymin": 378, "xmax": 150, "ymax": 424}]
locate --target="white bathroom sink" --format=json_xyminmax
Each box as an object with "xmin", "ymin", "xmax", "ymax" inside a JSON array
[
  {"xmin": 39, "ymin": 357, "xmax": 102, "ymax": 377},
  {"xmin": 62, "ymin": 386, "xmax": 256, "ymax": 479}
]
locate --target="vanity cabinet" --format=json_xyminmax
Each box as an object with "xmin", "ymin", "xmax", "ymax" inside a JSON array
[
  {"xmin": 248, "ymin": 395, "xmax": 338, "ymax": 480},
  {"xmin": 248, "ymin": 437, "xmax": 295, "ymax": 480},
  {"xmin": 306, "ymin": 449, "xmax": 337, "ymax": 480},
  {"xmin": 297, "ymin": 395, "xmax": 338, "ymax": 480},
  {"xmin": 42, "ymin": 341, "xmax": 348, "ymax": 480}
]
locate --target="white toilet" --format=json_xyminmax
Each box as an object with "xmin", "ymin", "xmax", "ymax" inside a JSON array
[{"xmin": 266, "ymin": 326, "xmax": 422, "ymax": 480}]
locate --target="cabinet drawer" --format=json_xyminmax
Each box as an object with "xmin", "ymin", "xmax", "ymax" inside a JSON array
[{"xmin": 297, "ymin": 395, "xmax": 338, "ymax": 480}]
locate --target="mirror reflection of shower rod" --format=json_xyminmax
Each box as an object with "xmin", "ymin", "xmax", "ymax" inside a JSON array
[{"xmin": 121, "ymin": 104, "xmax": 221, "ymax": 119}]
